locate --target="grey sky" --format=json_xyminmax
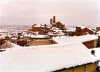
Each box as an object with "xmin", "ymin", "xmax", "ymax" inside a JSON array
[{"xmin": 0, "ymin": 0, "xmax": 100, "ymax": 27}]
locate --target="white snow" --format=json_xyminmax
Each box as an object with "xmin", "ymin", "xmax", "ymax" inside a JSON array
[
  {"xmin": 48, "ymin": 27, "xmax": 65, "ymax": 36},
  {"xmin": 0, "ymin": 29, "xmax": 8, "ymax": 33},
  {"xmin": 11, "ymin": 37, "xmax": 17, "ymax": 40},
  {"xmin": 76, "ymin": 26, "xmax": 86, "ymax": 29},
  {"xmin": 53, "ymin": 34, "xmax": 98, "ymax": 45},
  {"xmin": 96, "ymin": 31, "xmax": 100, "ymax": 34},
  {"xmin": 66, "ymin": 28, "xmax": 76, "ymax": 32},
  {"xmin": 0, "ymin": 29, "xmax": 12, "ymax": 38},
  {"xmin": 24, "ymin": 33, "xmax": 49, "ymax": 38},
  {"xmin": 0, "ymin": 43, "xmax": 98, "ymax": 72},
  {"xmin": 90, "ymin": 48, "xmax": 100, "ymax": 66},
  {"xmin": 92, "ymin": 48, "xmax": 100, "ymax": 60},
  {"xmin": 30, "ymin": 35, "xmax": 49, "ymax": 38},
  {"xmin": 96, "ymin": 31, "xmax": 100, "ymax": 36},
  {"xmin": 0, "ymin": 41, "xmax": 21, "ymax": 49},
  {"xmin": 0, "ymin": 36, "xmax": 3, "ymax": 39},
  {"xmin": 48, "ymin": 32, "xmax": 64, "ymax": 36},
  {"xmin": 10, "ymin": 43, "xmax": 21, "ymax": 48},
  {"xmin": 0, "ymin": 33, "xmax": 7, "ymax": 38},
  {"xmin": 33, "ymin": 24, "xmax": 41, "ymax": 27}
]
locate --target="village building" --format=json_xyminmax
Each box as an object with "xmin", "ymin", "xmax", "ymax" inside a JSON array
[
  {"xmin": 28, "ymin": 16, "xmax": 66, "ymax": 36},
  {"xmin": 53, "ymin": 34, "xmax": 98, "ymax": 48},
  {"xmin": 50, "ymin": 16, "xmax": 65, "ymax": 30},
  {"xmin": 62, "ymin": 26, "xmax": 94, "ymax": 36},
  {"xmin": 28, "ymin": 24, "xmax": 52, "ymax": 35},
  {"xmin": 75, "ymin": 26, "xmax": 94, "ymax": 36},
  {"xmin": 0, "ymin": 16, "xmax": 100, "ymax": 72},
  {"xmin": 96, "ymin": 27, "xmax": 100, "ymax": 31},
  {"xmin": 0, "ymin": 43, "xmax": 98, "ymax": 72}
]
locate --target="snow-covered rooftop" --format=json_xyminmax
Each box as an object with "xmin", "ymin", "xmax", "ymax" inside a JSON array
[
  {"xmin": 0, "ymin": 29, "xmax": 8, "ymax": 33},
  {"xmin": 90, "ymin": 48, "xmax": 100, "ymax": 66},
  {"xmin": 66, "ymin": 28, "xmax": 76, "ymax": 32},
  {"xmin": 76, "ymin": 26, "xmax": 86, "ymax": 29},
  {"xmin": 48, "ymin": 32, "xmax": 64, "ymax": 36},
  {"xmin": 53, "ymin": 34, "xmax": 98, "ymax": 45},
  {"xmin": 33, "ymin": 24, "xmax": 41, "ymax": 27},
  {"xmin": 0, "ymin": 43, "xmax": 98, "ymax": 72},
  {"xmin": 24, "ymin": 34, "xmax": 49, "ymax": 38},
  {"xmin": 96, "ymin": 31, "xmax": 100, "ymax": 34}
]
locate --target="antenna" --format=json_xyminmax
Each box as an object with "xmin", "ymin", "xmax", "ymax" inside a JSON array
[{"xmin": 83, "ymin": 23, "xmax": 85, "ymax": 26}]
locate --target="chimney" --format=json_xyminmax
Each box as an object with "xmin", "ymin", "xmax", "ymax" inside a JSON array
[
  {"xmin": 50, "ymin": 18, "xmax": 53, "ymax": 25},
  {"xmin": 53, "ymin": 16, "xmax": 56, "ymax": 24}
]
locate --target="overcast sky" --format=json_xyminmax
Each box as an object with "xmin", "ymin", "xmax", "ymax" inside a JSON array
[{"xmin": 0, "ymin": 0, "xmax": 100, "ymax": 27}]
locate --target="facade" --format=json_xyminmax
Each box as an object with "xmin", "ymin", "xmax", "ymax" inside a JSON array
[
  {"xmin": 0, "ymin": 39, "xmax": 5, "ymax": 47},
  {"xmin": 17, "ymin": 39, "xmax": 27, "ymax": 46},
  {"xmin": 29, "ymin": 16, "xmax": 66, "ymax": 35},
  {"xmin": 29, "ymin": 26, "xmax": 43, "ymax": 32},
  {"xmin": 75, "ymin": 27, "xmax": 93, "ymax": 36},
  {"xmin": 50, "ymin": 16, "xmax": 65, "ymax": 30},
  {"xmin": 83, "ymin": 39, "xmax": 97, "ymax": 48},
  {"xmin": 96, "ymin": 27, "xmax": 100, "ymax": 31},
  {"xmin": 53, "ymin": 35, "xmax": 98, "ymax": 48},
  {"xmin": 52, "ymin": 21, "xmax": 65, "ymax": 30},
  {"xmin": 29, "ymin": 40, "xmax": 57, "ymax": 46},
  {"xmin": 29, "ymin": 24, "xmax": 51, "ymax": 35},
  {"xmin": 97, "ymin": 36, "xmax": 100, "ymax": 47},
  {"xmin": 0, "ymin": 43, "xmax": 98, "ymax": 72},
  {"xmin": 54, "ymin": 62, "xmax": 98, "ymax": 72}
]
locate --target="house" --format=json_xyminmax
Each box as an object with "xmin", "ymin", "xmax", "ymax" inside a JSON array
[
  {"xmin": 28, "ymin": 40, "xmax": 57, "ymax": 46},
  {"xmin": 52, "ymin": 21, "xmax": 65, "ymax": 30},
  {"xmin": 29, "ymin": 24, "xmax": 42, "ymax": 32},
  {"xmin": 0, "ymin": 29, "xmax": 9, "ymax": 38},
  {"xmin": 48, "ymin": 27, "xmax": 65, "ymax": 37},
  {"xmin": 97, "ymin": 35, "xmax": 100, "ymax": 47},
  {"xmin": 0, "ymin": 39, "xmax": 5, "ymax": 48},
  {"xmin": 23, "ymin": 33, "xmax": 56, "ymax": 46},
  {"xmin": 0, "ymin": 43, "xmax": 98, "ymax": 72},
  {"xmin": 16, "ymin": 39, "xmax": 27, "ymax": 46},
  {"xmin": 75, "ymin": 26, "xmax": 93, "ymax": 36},
  {"xmin": 50, "ymin": 16, "xmax": 65, "ymax": 30},
  {"xmin": 0, "ymin": 34, "xmax": 11, "ymax": 49},
  {"xmin": 29, "ymin": 24, "xmax": 51, "ymax": 35},
  {"xmin": 53, "ymin": 34, "xmax": 98, "ymax": 48},
  {"xmin": 96, "ymin": 27, "xmax": 100, "ymax": 31}
]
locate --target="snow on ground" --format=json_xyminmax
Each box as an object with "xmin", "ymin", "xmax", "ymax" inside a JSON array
[
  {"xmin": 53, "ymin": 34, "xmax": 98, "ymax": 45},
  {"xmin": 0, "ymin": 43, "xmax": 98, "ymax": 72}
]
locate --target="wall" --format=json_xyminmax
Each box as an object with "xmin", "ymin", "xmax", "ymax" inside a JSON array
[
  {"xmin": 54, "ymin": 62, "xmax": 98, "ymax": 72},
  {"xmin": 82, "ymin": 39, "xmax": 97, "ymax": 48},
  {"xmin": 29, "ymin": 40, "xmax": 57, "ymax": 46}
]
